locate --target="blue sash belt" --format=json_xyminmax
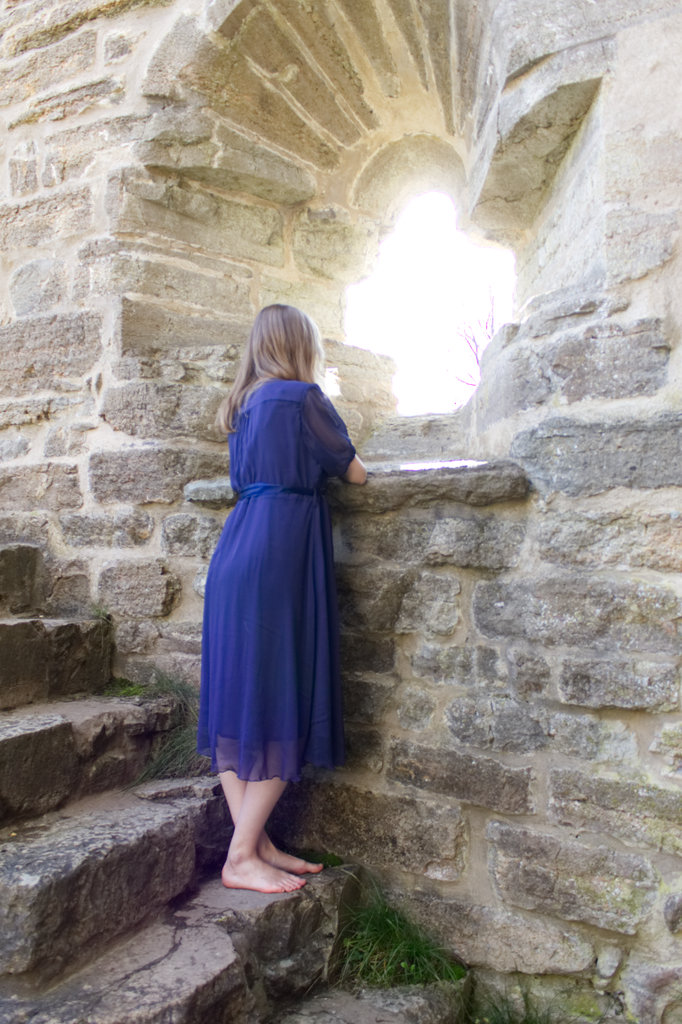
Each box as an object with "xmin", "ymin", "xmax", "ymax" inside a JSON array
[{"xmin": 237, "ymin": 482, "xmax": 323, "ymax": 500}]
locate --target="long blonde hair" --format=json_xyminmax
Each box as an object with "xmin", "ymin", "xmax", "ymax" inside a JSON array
[{"xmin": 218, "ymin": 304, "xmax": 325, "ymax": 434}]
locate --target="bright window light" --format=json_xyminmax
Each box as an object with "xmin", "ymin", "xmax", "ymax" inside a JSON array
[{"xmin": 344, "ymin": 192, "xmax": 515, "ymax": 416}]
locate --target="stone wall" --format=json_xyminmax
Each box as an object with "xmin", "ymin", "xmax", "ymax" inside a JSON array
[{"xmin": 1, "ymin": 0, "xmax": 682, "ymax": 1020}]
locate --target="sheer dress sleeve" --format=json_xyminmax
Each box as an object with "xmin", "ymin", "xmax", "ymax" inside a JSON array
[{"xmin": 301, "ymin": 384, "xmax": 356, "ymax": 477}]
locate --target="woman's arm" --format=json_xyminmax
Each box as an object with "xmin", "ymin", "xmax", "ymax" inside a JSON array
[{"xmin": 343, "ymin": 455, "xmax": 367, "ymax": 485}]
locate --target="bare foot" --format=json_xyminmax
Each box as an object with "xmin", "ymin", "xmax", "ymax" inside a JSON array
[
  {"xmin": 221, "ymin": 852, "xmax": 306, "ymax": 894},
  {"xmin": 258, "ymin": 834, "xmax": 324, "ymax": 875}
]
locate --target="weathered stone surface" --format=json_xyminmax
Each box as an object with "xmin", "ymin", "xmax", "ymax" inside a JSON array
[
  {"xmin": 329, "ymin": 462, "xmax": 529, "ymax": 512},
  {"xmin": 9, "ymin": 141, "xmax": 38, "ymax": 195},
  {"xmin": 0, "ymin": 514, "xmax": 49, "ymax": 548},
  {"xmin": 0, "ymin": 544, "xmax": 44, "ymax": 614},
  {"xmin": 536, "ymin": 509, "xmax": 682, "ymax": 572},
  {"xmin": 559, "ymin": 657, "xmax": 679, "ymax": 710},
  {"xmin": 342, "ymin": 675, "xmax": 394, "ymax": 724},
  {"xmin": 43, "ymin": 115, "xmax": 149, "ymax": 187},
  {"xmin": 10, "ymin": 77, "xmax": 124, "ymax": 128},
  {"xmin": 397, "ymin": 571, "xmax": 461, "ymax": 636},
  {"xmin": 138, "ymin": 110, "xmax": 317, "ymax": 205},
  {"xmin": 487, "ymin": 821, "xmax": 659, "ymax": 934},
  {"xmin": 411, "ymin": 643, "xmax": 502, "ymax": 688},
  {"xmin": 293, "ymin": 207, "xmax": 378, "ymax": 282},
  {"xmin": 275, "ymin": 984, "xmax": 466, "ymax": 1024},
  {"xmin": 0, "ymin": 712, "xmax": 76, "ymax": 824},
  {"xmin": 446, "ymin": 697, "xmax": 548, "ymax": 752},
  {"xmin": 340, "ymin": 632, "xmax": 395, "ymax": 676},
  {"xmin": 405, "ymin": 892, "xmax": 594, "ymax": 975},
  {"xmin": 550, "ymin": 713, "xmax": 637, "ymax": 763},
  {"xmin": 335, "ymin": 514, "xmax": 434, "ymax": 566},
  {"xmin": 550, "ymin": 768, "xmax": 682, "ymax": 857},
  {"xmin": 507, "ymin": 647, "xmax": 551, "ymax": 697},
  {"xmin": 474, "ymin": 575, "xmax": 682, "ymax": 653},
  {"xmin": 161, "ymin": 514, "xmax": 222, "ymax": 559},
  {"xmin": 44, "ymin": 426, "xmax": 88, "ymax": 460},
  {"xmin": 343, "ymin": 724, "xmax": 385, "ymax": 774},
  {"xmin": 113, "ymin": 173, "xmax": 285, "ymax": 267},
  {"xmin": 59, "ymin": 508, "xmax": 154, "ymax": 548},
  {"xmin": 184, "ymin": 477, "xmax": 235, "ymax": 508},
  {"xmin": 0, "ymin": 394, "xmax": 86, "ymax": 431},
  {"xmin": 510, "ymin": 414, "xmax": 682, "ymax": 496},
  {"xmin": 2, "ymin": 0, "xmax": 174, "ymax": 57},
  {"xmin": 0, "ymin": 464, "xmax": 82, "ymax": 511},
  {"xmin": 42, "ymin": 556, "xmax": 91, "ymax": 618},
  {"xmin": 89, "ymin": 448, "xmax": 228, "ymax": 504},
  {"xmin": 115, "ymin": 619, "xmax": 159, "ymax": 655},
  {"xmin": 273, "ymin": 780, "xmax": 467, "ymax": 879},
  {"xmin": 0, "ymin": 312, "xmax": 101, "ymax": 395},
  {"xmin": 0, "ymin": 618, "xmax": 113, "ymax": 711},
  {"xmin": 0, "ymin": 793, "xmax": 205, "ymax": 978},
  {"xmin": 424, "ymin": 516, "xmax": 525, "ymax": 569},
  {"xmin": 98, "ymin": 560, "xmax": 181, "ymax": 618},
  {"xmin": 617, "ymin": 953, "xmax": 682, "ymax": 1024},
  {"xmin": 388, "ymin": 739, "xmax": 533, "ymax": 814},
  {"xmin": 0, "ymin": 29, "xmax": 96, "ymax": 104},
  {"xmin": 0, "ymin": 187, "xmax": 92, "ymax": 250},
  {"xmin": 337, "ymin": 565, "xmax": 412, "ymax": 632},
  {"xmin": 0, "ymin": 435, "xmax": 30, "ymax": 461},
  {"xmin": 103, "ymin": 382, "xmax": 223, "ymax": 441},
  {"xmin": 397, "ymin": 688, "xmax": 436, "ymax": 731},
  {"xmin": 118, "ymin": 296, "xmax": 250, "ymax": 357}
]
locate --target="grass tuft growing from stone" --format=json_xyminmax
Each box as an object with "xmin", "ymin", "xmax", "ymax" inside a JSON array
[
  {"xmin": 134, "ymin": 673, "xmax": 211, "ymax": 782},
  {"xmin": 337, "ymin": 889, "xmax": 466, "ymax": 989}
]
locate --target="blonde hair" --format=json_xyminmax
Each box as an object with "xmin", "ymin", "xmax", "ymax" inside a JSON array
[{"xmin": 218, "ymin": 304, "xmax": 324, "ymax": 434}]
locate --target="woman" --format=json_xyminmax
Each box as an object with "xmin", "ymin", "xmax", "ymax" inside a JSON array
[{"xmin": 198, "ymin": 304, "xmax": 366, "ymax": 893}]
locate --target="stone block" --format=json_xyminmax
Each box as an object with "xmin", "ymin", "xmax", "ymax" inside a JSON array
[
  {"xmin": 161, "ymin": 513, "xmax": 222, "ymax": 559},
  {"xmin": 340, "ymin": 631, "xmax": 395, "ymax": 675},
  {"xmin": 507, "ymin": 647, "xmax": 551, "ymax": 697},
  {"xmin": 0, "ymin": 711, "xmax": 77, "ymax": 824},
  {"xmin": 0, "ymin": 436, "xmax": 30, "ymax": 462},
  {"xmin": 272, "ymin": 779, "xmax": 467, "ymax": 879},
  {"xmin": 293, "ymin": 208, "xmax": 378, "ymax": 282},
  {"xmin": 10, "ymin": 258, "xmax": 66, "ymax": 315},
  {"xmin": 118, "ymin": 297, "xmax": 250, "ymax": 356},
  {"xmin": 405, "ymin": 892, "xmax": 594, "ymax": 975},
  {"xmin": 0, "ymin": 463, "xmax": 82, "ymax": 511},
  {"xmin": 89, "ymin": 447, "xmax": 228, "ymax": 505},
  {"xmin": 411, "ymin": 643, "xmax": 502, "ymax": 688},
  {"xmin": 184, "ymin": 477, "xmax": 236, "ymax": 508},
  {"xmin": 337, "ymin": 564, "xmax": 411, "ymax": 632},
  {"xmin": 0, "ymin": 797, "xmax": 198, "ymax": 979},
  {"xmin": 397, "ymin": 688, "xmax": 436, "ymax": 731},
  {"xmin": 138, "ymin": 112, "xmax": 317, "ymax": 205},
  {"xmin": 550, "ymin": 712, "xmax": 637, "ymax": 763},
  {"xmin": 473, "ymin": 574, "xmax": 682, "ymax": 653},
  {"xmin": 0, "ymin": 312, "xmax": 101, "ymax": 396},
  {"xmin": 343, "ymin": 725, "xmax": 385, "ymax": 774},
  {"xmin": 0, "ymin": 394, "xmax": 85, "ymax": 431},
  {"xmin": 446, "ymin": 697, "xmax": 547, "ymax": 752},
  {"xmin": 329, "ymin": 462, "xmax": 529, "ymax": 513},
  {"xmin": 335, "ymin": 514, "xmax": 434, "ymax": 566},
  {"xmin": 397, "ymin": 571, "xmax": 461, "ymax": 636},
  {"xmin": 425, "ymin": 516, "xmax": 525, "ymax": 569},
  {"xmin": 103, "ymin": 382, "xmax": 223, "ymax": 441},
  {"xmin": 9, "ymin": 141, "xmax": 38, "ymax": 195},
  {"xmin": 487, "ymin": 821, "xmax": 658, "ymax": 934},
  {"xmin": 0, "ymin": 186, "xmax": 92, "ymax": 251},
  {"xmin": 43, "ymin": 115, "xmax": 149, "ymax": 186},
  {"xmin": 510, "ymin": 414, "xmax": 682, "ymax": 496},
  {"xmin": 342, "ymin": 675, "xmax": 394, "ymax": 725},
  {"xmin": 559, "ymin": 657, "xmax": 679, "ymax": 711},
  {"xmin": 260, "ymin": 275, "xmax": 343, "ymax": 339},
  {"xmin": 0, "ymin": 618, "xmax": 113, "ymax": 711},
  {"xmin": 2, "ymin": 0, "xmax": 174, "ymax": 57},
  {"xmin": 98, "ymin": 560, "xmax": 181, "ymax": 618},
  {"xmin": 44, "ymin": 423, "xmax": 90, "ymax": 457},
  {"xmin": 549, "ymin": 768, "xmax": 682, "ymax": 857},
  {"xmin": 115, "ymin": 620, "xmax": 159, "ymax": 655},
  {"xmin": 113, "ymin": 174, "xmax": 285, "ymax": 267},
  {"xmin": 0, "ymin": 514, "xmax": 49, "ymax": 548},
  {"xmin": 0, "ymin": 544, "xmax": 44, "ymax": 615},
  {"xmin": 388, "ymin": 739, "xmax": 533, "ymax": 814},
  {"xmin": 605, "ymin": 207, "xmax": 676, "ymax": 284},
  {"xmin": 536, "ymin": 509, "xmax": 682, "ymax": 572},
  {"xmin": 59, "ymin": 509, "xmax": 154, "ymax": 548},
  {"xmin": 0, "ymin": 29, "xmax": 96, "ymax": 104},
  {"xmin": 10, "ymin": 77, "xmax": 124, "ymax": 128},
  {"xmin": 42, "ymin": 557, "xmax": 91, "ymax": 618}
]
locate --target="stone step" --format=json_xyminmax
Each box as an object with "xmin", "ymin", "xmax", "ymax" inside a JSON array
[
  {"xmin": 0, "ymin": 778, "xmax": 230, "ymax": 983},
  {"xmin": 0, "ymin": 617, "xmax": 113, "ymax": 711},
  {"xmin": 273, "ymin": 984, "xmax": 470, "ymax": 1024},
  {"xmin": 0, "ymin": 868, "xmax": 354, "ymax": 1024},
  {"xmin": 0, "ymin": 696, "xmax": 180, "ymax": 825}
]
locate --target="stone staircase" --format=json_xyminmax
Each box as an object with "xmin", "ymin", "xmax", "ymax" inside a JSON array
[{"xmin": 0, "ymin": 542, "xmax": 469, "ymax": 1024}]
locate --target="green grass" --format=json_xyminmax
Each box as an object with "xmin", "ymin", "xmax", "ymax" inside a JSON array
[
  {"xmin": 133, "ymin": 673, "xmax": 211, "ymax": 782},
  {"xmin": 337, "ymin": 890, "xmax": 466, "ymax": 990},
  {"xmin": 102, "ymin": 677, "xmax": 147, "ymax": 698}
]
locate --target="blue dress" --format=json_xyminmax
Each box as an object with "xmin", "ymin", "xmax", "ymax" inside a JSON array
[{"xmin": 197, "ymin": 379, "xmax": 356, "ymax": 781}]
